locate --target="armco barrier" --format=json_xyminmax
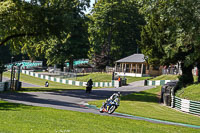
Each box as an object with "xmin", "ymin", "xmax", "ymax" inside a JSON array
[
  {"xmin": 21, "ymin": 70, "xmax": 118, "ymax": 87},
  {"xmin": 145, "ymin": 80, "xmax": 177, "ymax": 86},
  {"xmin": 172, "ymin": 96, "xmax": 200, "ymax": 115}
]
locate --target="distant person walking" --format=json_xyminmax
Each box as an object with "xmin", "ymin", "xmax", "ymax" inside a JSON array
[
  {"xmin": 86, "ymin": 79, "xmax": 93, "ymax": 93},
  {"xmin": 45, "ymin": 81, "xmax": 49, "ymax": 87}
]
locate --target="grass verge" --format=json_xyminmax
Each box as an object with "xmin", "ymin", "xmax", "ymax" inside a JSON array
[
  {"xmin": 0, "ymin": 100, "xmax": 198, "ymax": 133},
  {"xmin": 89, "ymin": 86, "xmax": 200, "ymax": 126},
  {"xmin": 66, "ymin": 72, "xmax": 150, "ymax": 83},
  {"xmin": 176, "ymin": 83, "xmax": 200, "ymax": 101},
  {"xmin": 3, "ymin": 72, "xmax": 84, "ymax": 91},
  {"xmin": 151, "ymin": 75, "xmax": 179, "ymax": 80}
]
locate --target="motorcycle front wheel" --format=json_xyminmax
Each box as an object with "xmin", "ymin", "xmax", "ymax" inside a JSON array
[
  {"xmin": 99, "ymin": 106, "xmax": 104, "ymax": 113},
  {"xmin": 108, "ymin": 105, "xmax": 116, "ymax": 114}
]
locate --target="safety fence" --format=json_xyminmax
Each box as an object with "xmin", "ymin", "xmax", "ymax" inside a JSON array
[
  {"xmin": 21, "ymin": 70, "xmax": 119, "ymax": 87},
  {"xmin": 172, "ymin": 96, "xmax": 200, "ymax": 115},
  {"xmin": 145, "ymin": 80, "xmax": 176, "ymax": 86}
]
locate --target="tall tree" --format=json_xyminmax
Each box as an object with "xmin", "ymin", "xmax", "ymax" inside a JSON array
[
  {"xmin": 88, "ymin": 0, "xmax": 145, "ymax": 69},
  {"xmin": 0, "ymin": 0, "xmax": 90, "ymax": 70},
  {"xmin": 139, "ymin": 0, "xmax": 200, "ymax": 86}
]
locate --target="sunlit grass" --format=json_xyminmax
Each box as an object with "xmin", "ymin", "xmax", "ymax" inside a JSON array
[
  {"xmin": 89, "ymin": 86, "xmax": 200, "ymax": 126},
  {"xmin": 0, "ymin": 100, "xmax": 198, "ymax": 133},
  {"xmin": 176, "ymin": 84, "xmax": 200, "ymax": 101}
]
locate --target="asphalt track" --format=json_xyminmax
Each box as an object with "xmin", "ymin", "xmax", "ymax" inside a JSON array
[{"xmin": 0, "ymin": 80, "xmax": 200, "ymax": 129}]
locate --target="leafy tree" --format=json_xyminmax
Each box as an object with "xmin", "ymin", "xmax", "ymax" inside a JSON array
[
  {"xmin": 0, "ymin": 0, "xmax": 90, "ymax": 70},
  {"xmin": 0, "ymin": 44, "xmax": 11, "ymax": 64},
  {"xmin": 139, "ymin": 0, "xmax": 200, "ymax": 86},
  {"xmin": 88, "ymin": 0, "xmax": 145, "ymax": 69}
]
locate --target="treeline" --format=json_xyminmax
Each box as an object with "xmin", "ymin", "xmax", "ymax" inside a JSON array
[{"xmin": 0, "ymin": 0, "xmax": 200, "ymax": 86}]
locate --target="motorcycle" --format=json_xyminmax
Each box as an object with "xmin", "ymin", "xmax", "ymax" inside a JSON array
[{"xmin": 99, "ymin": 98, "xmax": 120, "ymax": 114}]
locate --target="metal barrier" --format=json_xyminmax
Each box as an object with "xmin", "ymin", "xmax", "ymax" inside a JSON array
[
  {"xmin": 145, "ymin": 80, "xmax": 177, "ymax": 86},
  {"xmin": 172, "ymin": 96, "xmax": 200, "ymax": 115}
]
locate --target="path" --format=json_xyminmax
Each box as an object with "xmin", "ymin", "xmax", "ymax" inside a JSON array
[{"xmin": 2, "ymin": 77, "xmax": 42, "ymax": 88}]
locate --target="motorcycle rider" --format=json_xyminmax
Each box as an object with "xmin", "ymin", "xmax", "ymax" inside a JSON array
[
  {"xmin": 106, "ymin": 92, "xmax": 120, "ymax": 106},
  {"xmin": 86, "ymin": 78, "xmax": 93, "ymax": 93}
]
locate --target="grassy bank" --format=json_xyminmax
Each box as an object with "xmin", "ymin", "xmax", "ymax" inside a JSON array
[
  {"xmin": 89, "ymin": 86, "xmax": 200, "ymax": 126},
  {"xmin": 3, "ymin": 72, "xmax": 83, "ymax": 91},
  {"xmin": 3, "ymin": 71, "xmax": 149, "ymax": 84},
  {"xmin": 176, "ymin": 84, "xmax": 200, "ymax": 101},
  {"xmin": 151, "ymin": 75, "xmax": 179, "ymax": 80},
  {"xmin": 150, "ymin": 75, "xmax": 199, "ymax": 101},
  {"xmin": 0, "ymin": 100, "xmax": 198, "ymax": 133},
  {"xmin": 67, "ymin": 72, "xmax": 150, "ymax": 83}
]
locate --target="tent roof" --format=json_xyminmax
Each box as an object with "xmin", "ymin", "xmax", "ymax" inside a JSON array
[{"xmin": 116, "ymin": 54, "xmax": 146, "ymax": 63}]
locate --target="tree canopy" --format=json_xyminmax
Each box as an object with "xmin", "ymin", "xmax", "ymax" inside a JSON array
[
  {"xmin": 139, "ymin": 0, "xmax": 200, "ymax": 85},
  {"xmin": 0, "ymin": 0, "xmax": 90, "ymax": 68},
  {"xmin": 88, "ymin": 0, "xmax": 145, "ymax": 69}
]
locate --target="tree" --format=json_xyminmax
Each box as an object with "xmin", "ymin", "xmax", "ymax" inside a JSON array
[
  {"xmin": 0, "ymin": 0, "xmax": 90, "ymax": 70},
  {"xmin": 88, "ymin": 0, "xmax": 145, "ymax": 69},
  {"xmin": 139, "ymin": 0, "xmax": 200, "ymax": 86},
  {"xmin": 33, "ymin": 2, "xmax": 90, "ymax": 70}
]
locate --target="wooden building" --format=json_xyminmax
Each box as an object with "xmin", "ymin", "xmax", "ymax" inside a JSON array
[{"xmin": 115, "ymin": 54, "xmax": 162, "ymax": 77}]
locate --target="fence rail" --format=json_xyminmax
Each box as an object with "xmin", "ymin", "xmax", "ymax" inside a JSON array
[
  {"xmin": 171, "ymin": 96, "xmax": 200, "ymax": 115},
  {"xmin": 21, "ymin": 70, "xmax": 120, "ymax": 87},
  {"xmin": 145, "ymin": 80, "xmax": 175, "ymax": 86}
]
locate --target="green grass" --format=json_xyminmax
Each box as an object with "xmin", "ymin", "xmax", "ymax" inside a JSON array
[
  {"xmin": 3, "ymin": 72, "xmax": 84, "ymax": 91},
  {"xmin": 0, "ymin": 100, "xmax": 198, "ymax": 133},
  {"xmin": 89, "ymin": 86, "xmax": 200, "ymax": 126},
  {"xmin": 151, "ymin": 75, "xmax": 179, "ymax": 80},
  {"xmin": 176, "ymin": 83, "xmax": 200, "ymax": 101},
  {"xmin": 70, "ymin": 73, "xmax": 112, "ymax": 82},
  {"xmin": 67, "ymin": 72, "xmax": 150, "ymax": 83},
  {"xmin": 125, "ymin": 76, "xmax": 150, "ymax": 83}
]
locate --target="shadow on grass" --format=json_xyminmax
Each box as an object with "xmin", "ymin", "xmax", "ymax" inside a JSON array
[
  {"xmin": 121, "ymin": 91, "xmax": 159, "ymax": 103},
  {"xmin": 20, "ymin": 87, "xmax": 84, "ymax": 92},
  {"xmin": 0, "ymin": 91, "xmax": 95, "ymax": 111},
  {"xmin": 0, "ymin": 101, "xmax": 36, "ymax": 111},
  {"xmin": 76, "ymin": 74, "xmax": 89, "ymax": 77}
]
